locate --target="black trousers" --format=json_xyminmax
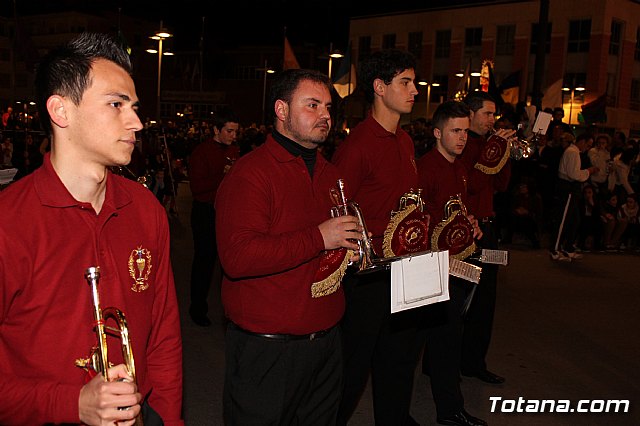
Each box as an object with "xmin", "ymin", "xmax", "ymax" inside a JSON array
[
  {"xmin": 422, "ymin": 279, "xmax": 470, "ymax": 418},
  {"xmin": 461, "ymin": 221, "xmax": 498, "ymax": 374},
  {"xmin": 337, "ymin": 270, "xmax": 425, "ymax": 426},
  {"xmin": 223, "ymin": 324, "xmax": 342, "ymax": 425},
  {"xmin": 190, "ymin": 200, "xmax": 218, "ymax": 316}
]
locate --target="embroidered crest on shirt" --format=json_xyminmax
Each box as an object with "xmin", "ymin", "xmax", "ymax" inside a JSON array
[{"xmin": 128, "ymin": 247, "xmax": 152, "ymax": 292}]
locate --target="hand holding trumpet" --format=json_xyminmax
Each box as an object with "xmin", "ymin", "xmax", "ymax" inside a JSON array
[
  {"xmin": 318, "ymin": 215, "xmax": 363, "ymax": 253},
  {"xmin": 79, "ymin": 364, "xmax": 142, "ymax": 425}
]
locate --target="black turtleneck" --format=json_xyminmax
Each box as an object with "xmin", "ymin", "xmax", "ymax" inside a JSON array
[{"xmin": 271, "ymin": 129, "xmax": 318, "ymax": 177}]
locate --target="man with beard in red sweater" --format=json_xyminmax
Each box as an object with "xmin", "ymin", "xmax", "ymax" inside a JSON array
[{"xmin": 216, "ymin": 69, "xmax": 361, "ymax": 425}]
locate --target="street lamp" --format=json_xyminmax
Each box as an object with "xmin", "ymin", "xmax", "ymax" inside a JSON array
[
  {"xmin": 562, "ymin": 85, "xmax": 585, "ymax": 125},
  {"xmin": 147, "ymin": 23, "xmax": 173, "ymax": 121},
  {"xmin": 258, "ymin": 60, "xmax": 275, "ymax": 125},
  {"xmin": 418, "ymin": 81, "xmax": 441, "ymax": 119},
  {"xmin": 327, "ymin": 42, "xmax": 344, "ymax": 79}
]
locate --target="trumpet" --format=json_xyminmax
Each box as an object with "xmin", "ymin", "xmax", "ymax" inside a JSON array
[
  {"xmin": 488, "ymin": 127, "xmax": 535, "ymax": 160},
  {"xmin": 77, "ymin": 266, "xmax": 143, "ymax": 425},
  {"xmin": 330, "ymin": 179, "xmax": 385, "ymax": 274}
]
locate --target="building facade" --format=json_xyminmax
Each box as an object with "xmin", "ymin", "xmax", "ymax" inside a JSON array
[{"xmin": 349, "ymin": 0, "xmax": 640, "ymax": 137}]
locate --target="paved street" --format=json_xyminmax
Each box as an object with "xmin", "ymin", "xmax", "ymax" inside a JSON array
[{"xmin": 169, "ymin": 182, "xmax": 639, "ymax": 426}]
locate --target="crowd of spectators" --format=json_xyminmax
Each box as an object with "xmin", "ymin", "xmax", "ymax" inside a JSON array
[{"xmin": 3, "ymin": 102, "xmax": 639, "ymax": 254}]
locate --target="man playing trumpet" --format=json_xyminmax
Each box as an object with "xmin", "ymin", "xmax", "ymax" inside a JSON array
[
  {"xmin": 0, "ymin": 33, "xmax": 183, "ymax": 425},
  {"xmin": 459, "ymin": 91, "xmax": 515, "ymax": 385}
]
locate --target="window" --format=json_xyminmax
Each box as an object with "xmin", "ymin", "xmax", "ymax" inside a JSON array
[
  {"xmin": 465, "ymin": 27, "xmax": 482, "ymax": 48},
  {"xmin": 564, "ymin": 72, "xmax": 586, "ymax": 89},
  {"xmin": 530, "ymin": 23, "xmax": 551, "ymax": 54},
  {"xmin": 408, "ymin": 32, "xmax": 423, "ymax": 59},
  {"xmin": 568, "ymin": 19, "xmax": 591, "ymax": 53},
  {"xmin": 431, "ymin": 74, "xmax": 448, "ymax": 101},
  {"xmin": 631, "ymin": 79, "xmax": 640, "ymax": 110},
  {"xmin": 435, "ymin": 30, "xmax": 451, "ymax": 58},
  {"xmin": 610, "ymin": 20, "xmax": 623, "ymax": 55},
  {"xmin": 358, "ymin": 36, "xmax": 371, "ymax": 59},
  {"xmin": 496, "ymin": 25, "xmax": 515, "ymax": 55},
  {"xmin": 382, "ymin": 33, "xmax": 396, "ymax": 49}
]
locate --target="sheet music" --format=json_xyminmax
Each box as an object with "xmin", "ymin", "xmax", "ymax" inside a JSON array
[
  {"xmin": 391, "ymin": 251, "xmax": 450, "ymax": 313},
  {"xmin": 480, "ymin": 249, "xmax": 509, "ymax": 265}
]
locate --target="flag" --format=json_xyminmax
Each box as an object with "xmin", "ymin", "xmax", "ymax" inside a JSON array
[
  {"xmin": 486, "ymin": 63, "xmax": 503, "ymax": 107},
  {"xmin": 333, "ymin": 43, "xmax": 356, "ymax": 98},
  {"xmin": 499, "ymin": 70, "xmax": 521, "ymax": 105},
  {"xmin": 283, "ymin": 36, "xmax": 300, "ymax": 70},
  {"xmin": 541, "ymin": 78, "xmax": 563, "ymax": 111},
  {"xmin": 454, "ymin": 60, "xmax": 470, "ymax": 99},
  {"xmin": 581, "ymin": 93, "xmax": 608, "ymax": 124}
]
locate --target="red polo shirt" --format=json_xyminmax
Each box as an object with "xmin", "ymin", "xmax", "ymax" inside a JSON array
[
  {"xmin": 417, "ymin": 148, "xmax": 472, "ymax": 225},
  {"xmin": 0, "ymin": 154, "xmax": 183, "ymax": 425},
  {"xmin": 215, "ymin": 135, "xmax": 345, "ymax": 335},
  {"xmin": 459, "ymin": 131, "xmax": 511, "ymax": 218},
  {"xmin": 332, "ymin": 114, "xmax": 419, "ymax": 253},
  {"xmin": 189, "ymin": 139, "xmax": 240, "ymax": 204}
]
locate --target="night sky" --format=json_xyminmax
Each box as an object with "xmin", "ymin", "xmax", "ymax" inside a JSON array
[{"xmin": 5, "ymin": 0, "xmax": 509, "ymax": 51}]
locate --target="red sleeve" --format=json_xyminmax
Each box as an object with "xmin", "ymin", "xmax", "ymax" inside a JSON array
[
  {"xmin": 145, "ymin": 209, "xmax": 184, "ymax": 425},
  {"xmin": 0, "ymin": 230, "xmax": 83, "ymax": 424}
]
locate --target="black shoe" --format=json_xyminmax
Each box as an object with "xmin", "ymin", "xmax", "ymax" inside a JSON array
[
  {"xmin": 437, "ymin": 409, "xmax": 488, "ymax": 426},
  {"xmin": 189, "ymin": 309, "xmax": 212, "ymax": 327},
  {"xmin": 462, "ymin": 369, "xmax": 505, "ymax": 384}
]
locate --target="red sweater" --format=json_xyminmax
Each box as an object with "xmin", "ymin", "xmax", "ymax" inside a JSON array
[
  {"xmin": 0, "ymin": 154, "xmax": 183, "ymax": 424},
  {"xmin": 215, "ymin": 135, "xmax": 345, "ymax": 334},
  {"xmin": 417, "ymin": 148, "xmax": 472, "ymax": 225},
  {"xmin": 189, "ymin": 139, "xmax": 240, "ymax": 204},
  {"xmin": 459, "ymin": 131, "xmax": 511, "ymax": 218},
  {"xmin": 332, "ymin": 114, "xmax": 419, "ymax": 253}
]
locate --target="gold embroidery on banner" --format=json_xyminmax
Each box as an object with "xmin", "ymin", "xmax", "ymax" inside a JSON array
[
  {"xmin": 311, "ymin": 249, "xmax": 352, "ymax": 298},
  {"xmin": 383, "ymin": 204, "xmax": 416, "ymax": 258},
  {"xmin": 128, "ymin": 247, "xmax": 152, "ymax": 292}
]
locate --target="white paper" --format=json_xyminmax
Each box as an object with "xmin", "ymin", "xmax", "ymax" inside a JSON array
[
  {"xmin": 0, "ymin": 168, "xmax": 18, "ymax": 185},
  {"xmin": 390, "ymin": 251, "xmax": 450, "ymax": 313},
  {"xmin": 532, "ymin": 111, "xmax": 552, "ymax": 135}
]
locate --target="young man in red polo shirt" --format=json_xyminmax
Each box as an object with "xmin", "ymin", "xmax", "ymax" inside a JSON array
[
  {"xmin": 0, "ymin": 33, "xmax": 183, "ymax": 424},
  {"xmin": 215, "ymin": 69, "xmax": 361, "ymax": 424},
  {"xmin": 332, "ymin": 49, "xmax": 423, "ymax": 426},
  {"xmin": 188, "ymin": 108, "xmax": 239, "ymax": 327},
  {"xmin": 417, "ymin": 100, "xmax": 486, "ymax": 426}
]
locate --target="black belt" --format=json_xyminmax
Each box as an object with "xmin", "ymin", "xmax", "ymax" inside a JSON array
[{"xmin": 231, "ymin": 322, "xmax": 334, "ymax": 341}]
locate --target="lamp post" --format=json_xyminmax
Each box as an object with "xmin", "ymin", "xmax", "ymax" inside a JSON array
[
  {"xmin": 562, "ymin": 85, "xmax": 585, "ymax": 125},
  {"xmin": 418, "ymin": 81, "xmax": 441, "ymax": 119},
  {"xmin": 259, "ymin": 60, "xmax": 275, "ymax": 125},
  {"xmin": 147, "ymin": 23, "xmax": 173, "ymax": 121},
  {"xmin": 327, "ymin": 42, "xmax": 344, "ymax": 79}
]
